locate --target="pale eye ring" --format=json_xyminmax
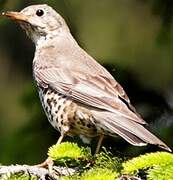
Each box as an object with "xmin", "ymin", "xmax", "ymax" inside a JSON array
[{"xmin": 36, "ymin": 9, "xmax": 44, "ymax": 17}]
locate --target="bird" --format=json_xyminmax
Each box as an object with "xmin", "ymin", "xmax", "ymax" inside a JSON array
[{"xmin": 2, "ymin": 4, "xmax": 171, "ymax": 157}]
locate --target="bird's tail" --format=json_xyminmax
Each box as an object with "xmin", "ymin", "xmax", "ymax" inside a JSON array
[{"xmin": 92, "ymin": 111, "xmax": 171, "ymax": 152}]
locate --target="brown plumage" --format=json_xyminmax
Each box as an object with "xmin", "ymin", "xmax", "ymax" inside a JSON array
[{"xmin": 3, "ymin": 4, "xmax": 171, "ymax": 153}]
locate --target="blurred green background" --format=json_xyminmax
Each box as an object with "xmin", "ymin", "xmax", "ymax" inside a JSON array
[{"xmin": 0, "ymin": 0, "xmax": 172, "ymax": 165}]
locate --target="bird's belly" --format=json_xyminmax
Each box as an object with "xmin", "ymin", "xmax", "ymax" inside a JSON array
[{"xmin": 38, "ymin": 87, "xmax": 98, "ymax": 141}]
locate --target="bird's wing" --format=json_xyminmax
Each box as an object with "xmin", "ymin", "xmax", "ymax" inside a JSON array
[{"xmin": 35, "ymin": 67, "xmax": 146, "ymax": 124}]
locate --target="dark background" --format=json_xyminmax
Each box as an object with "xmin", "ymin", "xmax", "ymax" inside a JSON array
[{"xmin": 0, "ymin": 0, "xmax": 172, "ymax": 165}]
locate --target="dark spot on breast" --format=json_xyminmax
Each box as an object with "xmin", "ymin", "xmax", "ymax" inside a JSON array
[
  {"xmin": 58, "ymin": 105, "xmax": 61, "ymax": 111},
  {"xmin": 60, "ymin": 114, "xmax": 63, "ymax": 119},
  {"xmin": 55, "ymin": 110, "xmax": 58, "ymax": 114},
  {"xmin": 45, "ymin": 107, "xmax": 48, "ymax": 112},
  {"xmin": 81, "ymin": 121, "xmax": 85, "ymax": 126},
  {"xmin": 57, "ymin": 94, "xmax": 62, "ymax": 100},
  {"xmin": 63, "ymin": 121, "xmax": 68, "ymax": 126},
  {"xmin": 47, "ymin": 91, "xmax": 51, "ymax": 95},
  {"xmin": 42, "ymin": 88, "xmax": 48, "ymax": 94},
  {"xmin": 63, "ymin": 108, "xmax": 67, "ymax": 113},
  {"xmin": 79, "ymin": 118, "xmax": 85, "ymax": 126},
  {"xmin": 61, "ymin": 120, "xmax": 64, "ymax": 125},
  {"xmin": 79, "ymin": 118, "xmax": 84, "ymax": 122},
  {"xmin": 54, "ymin": 126, "xmax": 58, "ymax": 131},
  {"xmin": 47, "ymin": 98, "xmax": 52, "ymax": 107},
  {"xmin": 50, "ymin": 114, "xmax": 53, "ymax": 121},
  {"xmin": 87, "ymin": 124, "xmax": 91, "ymax": 128},
  {"xmin": 93, "ymin": 119, "xmax": 97, "ymax": 123},
  {"xmin": 53, "ymin": 99, "xmax": 57, "ymax": 106}
]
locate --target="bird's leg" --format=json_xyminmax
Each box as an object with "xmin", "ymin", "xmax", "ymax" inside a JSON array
[
  {"xmin": 56, "ymin": 133, "xmax": 64, "ymax": 144},
  {"xmin": 34, "ymin": 134, "xmax": 65, "ymax": 169},
  {"xmin": 95, "ymin": 134, "xmax": 104, "ymax": 154}
]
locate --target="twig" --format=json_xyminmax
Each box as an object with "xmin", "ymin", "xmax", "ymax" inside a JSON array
[{"xmin": 0, "ymin": 165, "xmax": 76, "ymax": 179}]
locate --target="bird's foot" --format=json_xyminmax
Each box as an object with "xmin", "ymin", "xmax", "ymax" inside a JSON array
[{"xmin": 34, "ymin": 157, "xmax": 54, "ymax": 172}]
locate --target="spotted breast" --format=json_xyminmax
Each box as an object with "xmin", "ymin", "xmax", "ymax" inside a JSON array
[{"xmin": 38, "ymin": 87, "xmax": 98, "ymax": 143}]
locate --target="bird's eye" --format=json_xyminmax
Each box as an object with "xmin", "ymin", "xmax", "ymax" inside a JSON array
[{"xmin": 36, "ymin": 9, "xmax": 44, "ymax": 17}]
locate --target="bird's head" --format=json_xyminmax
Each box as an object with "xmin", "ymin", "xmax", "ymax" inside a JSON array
[{"xmin": 2, "ymin": 4, "xmax": 69, "ymax": 44}]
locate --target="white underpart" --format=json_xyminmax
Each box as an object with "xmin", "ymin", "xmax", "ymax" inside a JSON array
[{"xmin": 79, "ymin": 135, "xmax": 91, "ymax": 144}]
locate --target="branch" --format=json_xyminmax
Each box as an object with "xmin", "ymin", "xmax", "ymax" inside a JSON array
[{"xmin": 0, "ymin": 165, "xmax": 76, "ymax": 180}]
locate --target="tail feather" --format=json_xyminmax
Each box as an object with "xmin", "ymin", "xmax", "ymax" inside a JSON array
[
  {"xmin": 104, "ymin": 121, "xmax": 147, "ymax": 146},
  {"xmin": 92, "ymin": 111, "xmax": 171, "ymax": 152}
]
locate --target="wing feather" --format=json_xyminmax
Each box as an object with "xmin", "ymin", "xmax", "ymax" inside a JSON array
[{"xmin": 35, "ymin": 67, "xmax": 146, "ymax": 124}]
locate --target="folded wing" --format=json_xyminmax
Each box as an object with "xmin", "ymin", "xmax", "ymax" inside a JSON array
[{"xmin": 35, "ymin": 66, "xmax": 171, "ymax": 151}]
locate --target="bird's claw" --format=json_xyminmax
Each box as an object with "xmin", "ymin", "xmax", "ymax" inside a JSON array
[{"xmin": 34, "ymin": 157, "xmax": 54, "ymax": 173}]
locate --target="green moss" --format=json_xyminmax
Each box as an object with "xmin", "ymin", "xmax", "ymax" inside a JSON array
[
  {"xmin": 123, "ymin": 152, "xmax": 173, "ymax": 174},
  {"xmin": 94, "ymin": 148, "xmax": 122, "ymax": 173},
  {"xmin": 48, "ymin": 142, "xmax": 91, "ymax": 166},
  {"xmin": 60, "ymin": 174, "xmax": 80, "ymax": 180},
  {"xmin": 147, "ymin": 164, "xmax": 173, "ymax": 180},
  {"xmin": 52, "ymin": 145, "xmax": 121, "ymax": 179},
  {"xmin": 1, "ymin": 173, "xmax": 38, "ymax": 180},
  {"xmin": 3, "ymin": 144, "xmax": 173, "ymax": 179},
  {"xmin": 80, "ymin": 168, "xmax": 118, "ymax": 180}
]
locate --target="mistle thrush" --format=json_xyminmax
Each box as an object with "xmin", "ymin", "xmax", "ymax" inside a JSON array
[{"xmin": 3, "ymin": 4, "xmax": 171, "ymax": 155}]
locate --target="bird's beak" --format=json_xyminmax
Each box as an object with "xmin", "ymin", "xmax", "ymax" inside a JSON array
[{"xmin": 2, "ymin": 11, "xmax": 28, "ymax": 22}]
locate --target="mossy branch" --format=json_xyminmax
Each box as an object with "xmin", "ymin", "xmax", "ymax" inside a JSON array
[
  {"xmin": 1, "ymin": 142, "xmax": 173, "ymax": 179},
  {"xmin": 123, "ymin": 151, "xmax": 173, "ymax": 174},
  {"xmin": 0, "ymin": 165, "xmax": 75, "ymax": 179}
]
